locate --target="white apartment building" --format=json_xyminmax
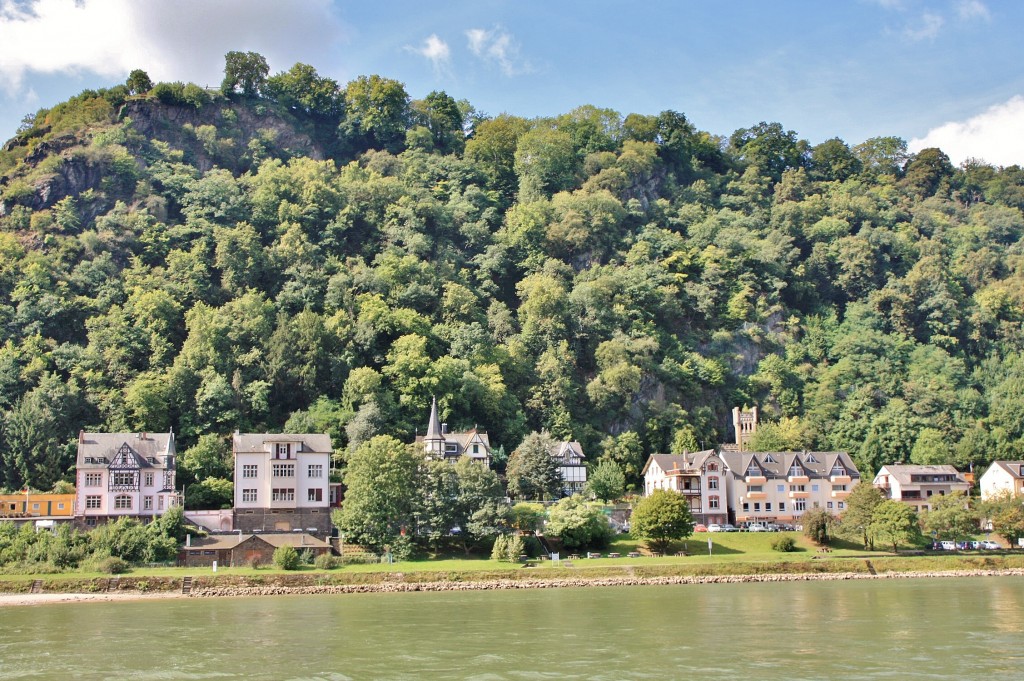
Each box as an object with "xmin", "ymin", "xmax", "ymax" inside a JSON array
[
  {"xmin": 232, "ymin": 432, "xmax": 333, "ymax": 536},
  {"xmin": 641, "ymin": 450, "xmax": 729, "ymax": 526},
  {"xmin": 980, "ymin": 461, "xmax": 1024, "ymax": 501},
  {"xmin": 873, "ymin": 464, "xmax": 971, "ymax": 513}
]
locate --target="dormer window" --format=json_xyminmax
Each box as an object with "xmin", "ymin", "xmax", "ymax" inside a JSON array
[
  {"xmin": 276, "ymin": 444, "xmax": 290, "ymax": 459},
  {"xmin": 805, "ymin": 453, "xmax": 818, "ymax": 463},
  {"xmin": 445, "ymin": 443, "xmax": 459, "ymax": 454},
  {"xmin": 831, "ymin": 462, "xmax": 846, "ymax": 476},
  {"xmin": 763, "ymin": 454, "xmax": 777, "ymax": 464},
  {"xmin": 789, "ymin": 463, "xmax": 803, "ymax": 477},
  {"xmin": 746, "ymin": 462, "xmax": 761, "ymax": 476}
]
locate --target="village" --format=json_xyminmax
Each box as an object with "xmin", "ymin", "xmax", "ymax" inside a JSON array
[{"xmin": 1, "ymin": 403, "xmax": 1018, "ymax": 571}]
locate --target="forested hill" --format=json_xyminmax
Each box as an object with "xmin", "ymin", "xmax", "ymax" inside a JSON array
[{"xmin": 1, "ymin": 56, "xmax": 1023, "ymax": 494}]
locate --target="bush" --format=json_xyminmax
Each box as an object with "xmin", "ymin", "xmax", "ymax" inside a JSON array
[
  {"xmin": 771, "ymin": 536, "xmax": 796, "ymax": 552},
  {"xmin": 314, "ymin": 553, "xmax": 340, "ymax": 570},
  {"xmin": 491, "ymin": 534, "xmax": 526, "ymax": 562},
  {"xmin": 249, "ymin": 556, "xmax": 262, "ymax": 570},
  {"xmin": 97, "ymin": 556, "xmax": 130, "ymax": 574},
  {"xmin": 273, "ymin": 545, "xmax": 300, "ymax": 570}
]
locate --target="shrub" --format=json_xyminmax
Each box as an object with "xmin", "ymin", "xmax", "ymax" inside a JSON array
[
  {"xmin": 249, "ymin": 556, "xmax": 262, "ymax": 570},
  {"xmin": 771, "ymin": 536, "xmax": 796, "ymax": 552},
  {"xmin": 314, "ymin": 553, "xmax": 340, "ymax": 570},
  {"xmin": 273, "ymin": 545, "xmax": 300, "ymax": 570},
  {"xmin": 97, "ymin": 556, "xmax": 130, "ymax": 574},
  {"xmin": 491, "ymin": 534, "xmax": 526, "ymax": 562}
]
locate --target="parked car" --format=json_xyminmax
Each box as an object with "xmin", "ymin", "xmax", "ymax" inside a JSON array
[
  {"xmin": 940, "ymin": 540, "xmax": 957, "ymax": 550},
  {"xmin": 765, "ymin": 523, "xmax": 782, "ymax": 532},
  {"xmin": 720, "ymin": 523, "xmax": 738, "ymax": 532},
  {"xmin": 979, "ymin": 540, "xmax": 1001, "ymax": 550},
  {"xmin": 747, "ymin": 523, "xmax": 768, "ymax": 532},
  {"xmin": 707, "ymin": 524, "xmax": 723, "ymax": 532},
  {"xmin": 694, "ymin": 524, "xmax": 708, "ymax": 532}
]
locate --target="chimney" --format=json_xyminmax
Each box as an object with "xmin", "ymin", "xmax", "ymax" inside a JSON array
[
  {"xmin": 186, "ymin": 534, "xmax": 191, "ymax": 547},
  {"xmin": 441, "ymin": 423, "xmax": 448, "ymax": 434},
  {"xmin": 79, "ymin": 430, "xmax": 85, "ymax": 444}
]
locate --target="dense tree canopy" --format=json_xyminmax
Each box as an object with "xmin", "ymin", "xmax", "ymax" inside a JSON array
[{"xmin": 2, "ymin": 55, "xmax": 1024, "ymax": 498}]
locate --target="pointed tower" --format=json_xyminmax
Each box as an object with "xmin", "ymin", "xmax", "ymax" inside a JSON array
[{"xmin": 423, "ymin": 396, "xmax": 445, "ymax": 458}]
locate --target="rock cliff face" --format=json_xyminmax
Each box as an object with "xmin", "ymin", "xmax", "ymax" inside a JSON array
[
  {"xmin": 0, "ymin": 98, "xmax": 326, "ymax": 218},
  {"xmin": 121, "ymin": 99, "xmax": 325, "ymax": 172}
]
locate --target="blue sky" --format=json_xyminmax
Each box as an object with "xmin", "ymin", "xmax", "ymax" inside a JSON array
[{"xmin": 2, "ymin": 0, "xmax": 1023, "ymax": 165}]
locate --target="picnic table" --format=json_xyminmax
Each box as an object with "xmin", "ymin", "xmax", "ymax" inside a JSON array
[
  {"xmin": 568, "ymin": 554, "xmax": 581, "ymax": 560},
  {"xmin": 608, "ymin": 552, "xmax": 621, "ymax": 558},
  {"xmin": 627, "ymin": 551, "xmax": 640, "ymax": 558},
  {"xmin": 587, "ymin": 552, "xmax": 601, "ymax": 559}
]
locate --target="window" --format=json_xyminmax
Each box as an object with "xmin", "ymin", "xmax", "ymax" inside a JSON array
[
  {"xmin": 158, "ymin": 496, "xmax": 165, "ymax": 510},
  {"xmin": 742, "ymin": 502, "xmax": 750, "ymax": 512},
  {"xmin": 85, "ymin": 473, "xmax": 102, "ymax": 487},
  {"xmin": 754, "ymin": 503, "xmax": 761, "ymax": 512},
  {"xmin": 794, "ymin": 500, "xmax": 806, "ymax": 511},
  {"xmin": 779, "ymin": 502, "xmax": 786, "ymax": 511},
  {"xmin": 834, "ymin": 484, "xmax": 847, "ymax": 491},
  {"xmin": 242, "ymin": 489, "xmax": 257, "ymax": 503},
  {"xmin": 272, "ymin": 488, "xmax": 295, "ymax": 502},
  {"xmin": 763, "ymin": 454, "xmax": 776, "ymax": 464},
  {"xmin": 472, "ymin": 444, "xmax": 479, "ymax": 454},
  {"xmin": 276, "ymin": 443, "xmax": 290, "ymax": 458},
  {"xmin": 308, "ymin": 488, "xmax": 323, "ymax": 502},
  {"xmin": 144, "ymin": 496, "xmax": 154, "ymax": 510},
  {"xmin": 790, "ymin": 484, "xmax": 806, "ymax": 492},
  {"xmin": 145, "ymin": 472, "xmax": 154, "ymax": 487},
  {"xmin": 85, "ymin": 496, "xmax": 101, "ymax": 509},
  {"xmin": 777, "ymin": 484, "xmax": 785, "ymax": 492},
  {"xmin": 57, "ymin": 503, "xmax": 65, "ymax": 510},
  {"xmin": 831, "ymin": 462, "xmax": 846, "ymax": 476},
  {"xmin": 86, "ymin": 517, "xmax": 96, "ymax": 526},
  {"xmin": 113, "ymin": 472, "xmax": 135, "ymax": 487},
  {"xmin": 811, "ymin": 484, "xmax": 819, "ymax": 492},
  {"xmin": 748, "ymin": 485, "xmax": 763, "ymax": 492},
  {"xmin": 445, "ymin": 443, "xmax": 459, "ymax": 454},
  {"xmin": 707, "ymin": 462, "xmax": 718, "ymax": 472},
  {"xmin": 308, "ymin": 464, "xmax": 323, "ymax": 478},
  {"xmin": 838, "ymin": 502, "xmax": 845, "ymax": 510},
  {"xmin": 31, "ymin": 503, "xmax": 39, "ymax": 511},
  {"xmin": 789, "ymin": 464, "xmax": 803, "ymax": 477},
  {"xmin": 813, "ymin": 501, "xmax": 820, "ymax": 508},
  {"xmin": 273, "ymin": 463, "xmax": 295, "ymax": 478},
  {"xmin": 827, "ymin": 501, "xmax": 834, "ymax": 509},
  {"xmin": 708, "ymin": 477, "xmax": 719, "ymax": 490},
  {"xmin": 746, "ymin": 462, "xmax": 761, "ymax": 476},
  {"xmin": 243, "ymin": 464, "xmax": 258, "ymax": 478},
  {"xmin": 709, "ymin": 495, "xmax": 720, "ymax": 509},
  {"xmin": 114, "ymin": 495, "xmax": 132, "ymax": 510},
  {"xmin": 765, "ymin": 503, "xmax": 772, "ymax": 512},
  {"xmin": 805, "ymin": 454, "xmax": 818, "ymax": 463}
]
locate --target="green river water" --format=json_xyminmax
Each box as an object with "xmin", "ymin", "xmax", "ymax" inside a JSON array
[{"xmin": 2, "ymin": 577, "xmax": 1022, "ymax": 680}]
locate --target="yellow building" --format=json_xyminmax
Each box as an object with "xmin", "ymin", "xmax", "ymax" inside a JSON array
[{"xmin": 0, "ymin": 492, "xmax": 76, "ymax": 518}]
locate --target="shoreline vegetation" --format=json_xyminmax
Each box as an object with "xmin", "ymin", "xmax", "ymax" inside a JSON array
[{"xmin": 3, "ymin": 555, "xmax": 1023, "ymax": 607}]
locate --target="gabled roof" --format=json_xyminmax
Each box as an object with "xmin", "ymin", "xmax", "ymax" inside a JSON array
[
  {"xmin": 987, "ymin": 461, "xmax": 1024, "ymax": 480},
  {"xmin": 550, "ymin": 441, "xmax": 586, "ymax": 461},
  {"xmin": 182, "ymin": 533, "xmax": 330, "ymax": 552},
  {"xmin": 77, "ymin": 432, "xmax": 175, "ymax": 468},
  {"xmin": 232, "ymin": 433, "xmax": 333, "ymax": 454},
  {"xmin": 719, "ymin": 451, "xmax": 859, "ymax": 479},
  {"xmin": 641, "ymin": 450, "xmax": 718, "ymax": 476}
]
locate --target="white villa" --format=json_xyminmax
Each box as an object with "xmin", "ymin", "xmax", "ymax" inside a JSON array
[
  {"xmin": 74, "ymin": 431, "xmax": 178, "ymax": 526},
  {"xmin": 232, "ymin": 432, "xmax": 333, "ymax": 536}
]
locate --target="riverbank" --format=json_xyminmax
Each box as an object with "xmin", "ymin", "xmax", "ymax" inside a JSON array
[{"xmin": 3, "ymin": 557, "xmax": 1024, "ymax": 606}]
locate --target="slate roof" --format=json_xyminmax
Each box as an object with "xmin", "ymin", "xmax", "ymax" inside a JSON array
[
  {"xmin": 76, "ymin": 432, "xmax": 175, "ymax": 468},
  {"xmin": 718, "ymin": 451, "xmax": 860, "ymax": 480},
  {"xmin": 875, "ymin": 464, "xmax": 966, "ymax": 485},
  {"xmin": 641, "ymin": 450, "xmax": 718, "ymax": 476},
  {"xmin": 550, "ymin": 441, "xmax": 586, "ymax": 462},
  {"xmin": 232, "ymin": 433, "xmax": 333, "ymax": 454}
]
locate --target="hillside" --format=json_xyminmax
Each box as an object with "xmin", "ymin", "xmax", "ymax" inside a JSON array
[{"xmin": 1, "ymin": 60, "xmax": 1023, "ymax": 494}]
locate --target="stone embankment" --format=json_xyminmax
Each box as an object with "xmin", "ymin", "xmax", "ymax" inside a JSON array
[{"xmin": 189, "ymin": 568, "xmax": 1024, "ymax": 598}]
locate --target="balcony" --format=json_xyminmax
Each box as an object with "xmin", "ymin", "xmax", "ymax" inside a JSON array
[
  {"xmin": 788, "ymin": 490, "xmax": 809, "ymax": 499},
  {"xmin": 831, "ymin": 490, "xmax": 851, "ymax": 499},
  {"xmin": 745, "ymin": 491, "xmax": 767, "ymax": 500},
  {"xmin": 678, "ymin": 487, "xmax": 702, "ymax": 496},
  {"xmin": 830, "ymin": 475, "xmax": 852, "ymax": 484},
  {"xmin": 788, "ymin": 475, "xmax": 809, "ymax": 484},
  {"xmin": 745, "ymin": 475, "xmax": 767, "ymax": 485}
]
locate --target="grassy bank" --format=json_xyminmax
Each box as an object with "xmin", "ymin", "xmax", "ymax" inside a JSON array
[{"xmin": 1, "ymin": 532, "xmax": 1022, "ymax": 595}]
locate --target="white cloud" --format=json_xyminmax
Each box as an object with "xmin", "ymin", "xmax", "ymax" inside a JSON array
[
  {"xmin": 956, "ymin": 0, "xmax": 990, "ymax": 21},
  {"xmin": 903, "ymin": 12, "xmax": 944, "ymax": 40},
  {"xmin": 0, "ymin": 0, "xmax": 345, "ymax": 94},
  {"xmin": 464, "ymin": 26, "xmax": 530, "ymax": 76},
  {"xmin": 407, "ymin": 34, "xmax": 450, "ymax": 74},
  {"xmin": 910, "ymin": 95, "xmax": 1024, "ymax": 166}
]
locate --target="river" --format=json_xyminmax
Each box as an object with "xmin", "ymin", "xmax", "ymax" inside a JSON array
[{"xmin": 2, "ymin": 577, "xmax": 1022, "ymax": 679}]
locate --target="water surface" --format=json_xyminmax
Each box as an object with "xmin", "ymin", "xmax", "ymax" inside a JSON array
[{"xmin": 2, "ymin": 577, "xmax": 1022, "ymax": 679}]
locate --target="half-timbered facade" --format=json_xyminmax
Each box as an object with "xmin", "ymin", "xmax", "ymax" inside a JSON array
[
  {"xmin": 75, "ymin": 431, "xmax": 178, "ymax": 525},
  {"xmin": 416, "ymin": 397, "xmax": 492, "ymax": 466},
  {"xmin": 550, "ymin": 441, "xmax": 587, "ymax": 496}
]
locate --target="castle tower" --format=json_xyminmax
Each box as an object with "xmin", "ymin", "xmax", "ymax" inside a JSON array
[{"xmin": 732, "ymin": 406, "xmax": 759, "ymax": 451}]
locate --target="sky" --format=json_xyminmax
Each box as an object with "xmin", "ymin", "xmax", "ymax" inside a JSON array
[{"xmin": 2, "ymin": 0, "xmax": 1024, "ymax": 166}]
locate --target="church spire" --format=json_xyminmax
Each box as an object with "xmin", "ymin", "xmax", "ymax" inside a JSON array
[{"xmin": 425, "ymin": 396, "xmax": 443, "ymax": 440}]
